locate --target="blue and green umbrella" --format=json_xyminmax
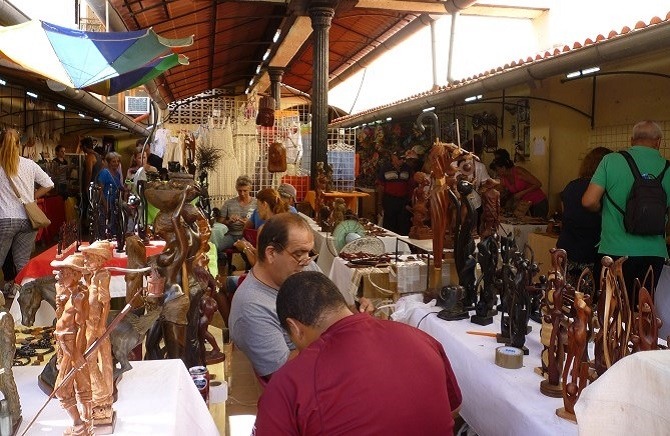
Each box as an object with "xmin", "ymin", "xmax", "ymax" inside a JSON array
[{"xmin": 0, "ymin": 20, "xmax": 192, "ymax": 91}]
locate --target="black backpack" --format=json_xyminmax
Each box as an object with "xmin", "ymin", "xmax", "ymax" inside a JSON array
[{"xmin": 605, "ymin": 151, "xmax": 670, "ymax": 236}]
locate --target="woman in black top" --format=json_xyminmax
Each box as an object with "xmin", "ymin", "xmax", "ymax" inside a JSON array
[{"xmin": 557, "ymin": 146, "xmax": 611, "ymax": 299}]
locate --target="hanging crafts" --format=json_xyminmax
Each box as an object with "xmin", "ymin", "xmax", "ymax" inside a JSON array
[{"xmin": 268, "ymin": 141, "xmax": 287, "ymax": 173}]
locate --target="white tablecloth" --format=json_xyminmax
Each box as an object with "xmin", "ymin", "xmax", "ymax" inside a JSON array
[
  {"xmin": 15, "ymin": 359, "xmax": 219, "ymax": 435},
  {"xmin": 393, "ymin": 296, "xmax": 577, "ymax": 436}
]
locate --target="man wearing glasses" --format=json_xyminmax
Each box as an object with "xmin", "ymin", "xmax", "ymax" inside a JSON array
[{"xmin": 229, "ymin": 213, "xmax": 373, "ymax": 382}]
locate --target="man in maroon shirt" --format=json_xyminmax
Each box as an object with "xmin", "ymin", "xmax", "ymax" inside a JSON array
[{"xmin": 253, "ymin": 271, "xmax": 462, "ymax": 435}]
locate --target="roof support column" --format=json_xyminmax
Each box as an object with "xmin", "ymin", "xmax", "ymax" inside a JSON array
[
  {"xmin": 308, "ymin": 4, "xmax": 335, "ymax": 188},
  {"xmin": 268, "ymin": 67, "xmax": 284, "ymax": 110}
]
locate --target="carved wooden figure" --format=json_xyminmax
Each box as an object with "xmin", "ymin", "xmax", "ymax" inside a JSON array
[
  {"xmin": 408, "ymin": 171, "xmax": 433, "ymax": 239},
  {"xmin": 631, "ymin": 286, "xmax": 662, "ymax": 352},
  {"xmin": 455, "ymin": 180, "xmax": 477, "ymax": 309},
  {"xmin": 479, "ymin": 178, "xmax": 500, "ymax": 239},
  {"xmin": 51, "ymin": 254, "xmax": 93, "ymax": 436},
  {"xmin": 508, "ymin": 257, "xmax": 532, "ymax": 354},
  {"xmin": 80, "ymin": 241, "xmax": 115, "ymax": 427},
  {"xmin": 472, "ymin": 236, "xmax": 499, "ymax": 326},
  {"xmin": 557, "ymin": 292, "xmax": 592, "ymax": 422},
  {"xmin": 540, "ymin": 248, "xmax": 568, "ymax": 398},
  {"xmin": 0, "ymin": 310, "xmax": 21, "ymax": 434}
]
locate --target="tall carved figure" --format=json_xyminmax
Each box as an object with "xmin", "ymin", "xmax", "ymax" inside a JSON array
[
  {"xmin": 557, "ymin": 292, "xmax": 592, "ymax": 422},
  {"xmin": 0, "ymin": 310, "xmax": 20, "ymax": 434},
  {"xmin": 427, "ymin": 143, "xmax": 454, "ymax": 287},
  {"xmin": 51, "ymin": 254, "xmax": 93, "ymax": 436},
  {"xmin": 79, "ymin": 241, "xmax": 114, "ymax": 426}
]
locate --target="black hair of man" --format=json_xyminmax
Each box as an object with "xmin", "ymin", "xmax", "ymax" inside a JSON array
[
  {"xmin": 256, "ymin": 212, "xmax": 312, "ymax": 262},
  {"xmin": 276, "ymin": 271, "xmax": 348, "ymax": 331},
  {"xmin": 80, "ymin": 136, "xmax": 94, "ymax": 151},
  {"xmin": 55, "ymin": 144, "xmax": 65, "ymax": 153}
]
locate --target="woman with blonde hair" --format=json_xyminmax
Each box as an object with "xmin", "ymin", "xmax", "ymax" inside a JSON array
[{"xmin": 0, "ymin": 128, "xmax": 54, "ymax": 278}]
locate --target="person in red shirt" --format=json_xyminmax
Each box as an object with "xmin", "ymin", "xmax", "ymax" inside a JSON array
[
  {"xmin": 377, "ymin": 150, "xmax": 413, "ymax": 234},
  {"xmin": 253, "ymin": 271, "xmax": 462, "ymax": 435}
]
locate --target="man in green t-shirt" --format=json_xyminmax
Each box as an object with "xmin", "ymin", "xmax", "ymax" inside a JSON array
[{"xmin": 582, "ymin": 120, "xmax": 670, "ymax": 307}]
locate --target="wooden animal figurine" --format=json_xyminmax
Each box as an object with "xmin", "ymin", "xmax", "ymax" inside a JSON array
[
  {"xmin": 479, "ymin": 178, "xmax": 500, "ymax": 239},
  {"xmin": 17, "ymin": 276, "xmax": 57, "ymax": 327}
]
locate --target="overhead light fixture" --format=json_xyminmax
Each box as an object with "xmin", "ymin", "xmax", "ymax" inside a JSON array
[
  {"xmin": 255, "ymin": 65, "xmax": 262, "ymax": 74},
  {"xmin": 248, "ymin": 78, "xmax": 254, "ymax": 87},
  {"xmin": 78, "ymin": 113, "xmax": 86, "ymax": 118},
  {"xmin": 244, "ymin": 87, "xmax": 250, "ymax": 94},
  {"xmin": 93, "ymin": 118, "xmax": 100, "ymax": 122},
  {"xmin": 582, "ymin": 66, "xmax": 600, "ymax": 75},
  {"xmin": 465, "ymin": 95, "xmax": 482, "ymax": 102},
  {"xmin": 565, "ymin": 66, "xmax": 600, "ymax": 79},
  {"xmin": 262, "ymin": 49, "xmax": 271, "ymax": 61},
  {"xmin": 26, "ymin": 91, "xmax": 38, "ymax": 98},
  {"xmin": 422, "ymin": 106, "xmax": 435, "ymax": 112},
  {"xmin": 386, "ymin": 117, "xmax": 392, "ymax": 121},
  {"xmin": 272, "ymin": 29, "xmax": 281, "ymax": 43},
  {"xmin": 0, "ymin": 78, "xmax": 6, "ymax": 86},
  {"xmin": 361, "ymin": 123, "xmax": 367, "ymax": 127},
  {"xmin": 57, "ymin": 103, "xmax": 65, "ymax": 110}
]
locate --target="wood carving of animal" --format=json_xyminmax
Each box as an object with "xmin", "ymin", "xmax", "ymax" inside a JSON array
[{"xmin": 17, "ymin": 276, "xmax": 57, "ymax": 326}]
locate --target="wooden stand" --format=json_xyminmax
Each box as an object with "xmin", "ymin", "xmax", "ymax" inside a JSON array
[
  {"xmin": 93, "ymin": 411, "xmax": 117, "ymax": 435},
  {"xmin": 540, "ymin": 379, "xmax": 563, "ymax": 398},
  {"xmin": 556, "ymin": 407, "xmax": 576, "ymax": 423}
]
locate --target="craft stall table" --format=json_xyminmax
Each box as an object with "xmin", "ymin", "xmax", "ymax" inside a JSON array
[
  {"xmin": 303, "ymin": 190, "xmax": 369, "ymax": 215},
  {"xmin": 393, "ymin": 296, "xmax": 577, "ymax": 436},
  {"xmin": 10, "ymin": 241, "xmax": 166, "ymax": 327},
  {"xmin": 299, "ymin": 212, "xmax": 411, "ymax": 274},
  {"xmin": 14, "ymin": 359, "xmax": 219, "ymax": 436},
  {"xmin": 499, "ymin": 220, "xmax": 548, "ymax": 252}
]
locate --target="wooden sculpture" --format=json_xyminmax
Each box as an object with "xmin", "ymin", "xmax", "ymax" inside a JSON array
[
  {"xmin": 125, "ymin": 235, "xmax": 147, "ymax": 310},
  {"xmin": 631, "ymin": 285, "xmax": 662, "ymax": 352},
  {"xmin": 52, "ymin": 254, "xmax": 93, "ymax": 436},
  {"xmin": 508, "ymin": 257, "xmax": 532, "ymax": 355},
  {"xmin": 427, "ymin": 142, "xmax": 456, "ymax": 288},
  {"xmin": 193, "ymin": 253, "xmax": 225, "ymax": 365},
  {"xmin": 496, "ymin": 237, "xmax": 518, "ymax": 344},
  {"xmin": 557, "ymin": 292, "xmax": 592, "ymax": 422},
  {"xmin": 330, "ymin": 198, "xmax": 347, "ymax": 230},
  {"xmin": 79, "ymin": 241, "xmax": 115, "ymax": 427},
  {"xmin": 408, "ymin": 171, "xmax": 432, "ymax": 239},
  {"xmin": 0, "ymin": 310, "xmax": 21, "ymax": 434},
  {"xmin": 454, "ymin": 179, "xmax": 477, "ymax": 310},
  {"xmin": 144, "ymin": 181, "xmax": 191, "ymax": 361},
  {"xmin": 315, "ymin": 161, "xmax": 328, "ymax": 225},
  {"xmin": 540, "ymin": 248, "xmax": 568, "ymax": 398},
  {"xmin": 479, "ymin": 178, "xmax": 500, "ymax": 239},
  {"xmin": 471, "ymin": 236, "xmax": 498, "ymax": 325}
]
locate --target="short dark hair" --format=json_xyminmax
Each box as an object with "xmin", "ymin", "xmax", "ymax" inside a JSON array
[
  {"xmin": 277, "ymin": 271, "xmax": 348, "ymax": 331},
  {"xmin": 55, "ymin": 145, "xmax": 65, "ymax": 153},
  {"xmin": 489, "ymin": 156, "xmax": 514, "ymax": 171},
  {"xmin": 257, "ymin": 213, "xmax": 311, "ymax": 262},
  {"xmin": 80, "ymin": 136, "xmax": 94, "ymax": 150}
]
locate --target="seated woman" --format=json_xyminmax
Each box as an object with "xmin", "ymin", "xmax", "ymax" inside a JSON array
[
  {"xmin": 489, "ymin": 149, "xmax": 548, "ymax": 218},
  {"xmin": 245, "ymin": 186, "xmax": 292, "ymax": 232}
]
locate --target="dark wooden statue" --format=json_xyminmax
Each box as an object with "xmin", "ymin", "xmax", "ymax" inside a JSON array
[
  {"xmin": 508, "ymin": 257, "xmax": 532, "ymax": 355},
  {"xmin": 557, "ymin": 292, "xmax": 592, "ymax": 423},
  {"xmin": 0, "ymin": 310, "xmax": 21, "ymax": 434},
  {"xmin": 471, "ymin": 236, "xmax": 499, "ymax": 326},
  {"xmin": 454, "ymin": 179, "xmax": 477, "ymax": 310}
]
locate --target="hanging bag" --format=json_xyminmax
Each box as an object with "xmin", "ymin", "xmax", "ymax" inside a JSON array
[{"xmin": 7, "ymin": 176, "xmax": 51, "ymax": 229}]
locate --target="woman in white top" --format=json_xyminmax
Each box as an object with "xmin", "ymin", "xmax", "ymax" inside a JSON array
[{"xmin": 0, "ymin": 128, "xmax": 54, "ymax": 276}]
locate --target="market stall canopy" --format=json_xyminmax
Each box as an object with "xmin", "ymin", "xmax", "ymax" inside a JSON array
[{"xmin": 0, "ymin": 20, "xmax": 193, "ymax": 89}]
